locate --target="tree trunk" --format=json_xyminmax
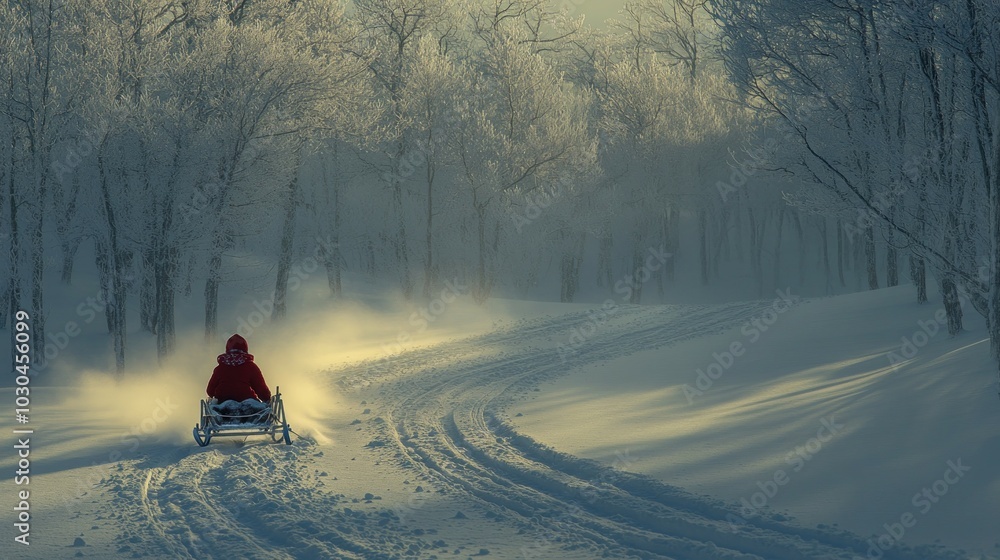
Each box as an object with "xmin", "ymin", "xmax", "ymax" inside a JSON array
[
  {"xmin": 910, "ymin": 253, "xmax": 927, "ymax": 303},
  {"xmin": 323, "ymin": 240, "xmax": 341, "ymax": 297},
  {"xmin": 658, "ymin": 211, "xmax": 668, "ymax": 296},
  {"xmin": 95, "ymin": 242, "xmax": 113, "ymax": 333},
  {"xmin": 773, "ymin": 205, "xmax": 785, "ymax": 288},
  {"xmin": 204, "ymin": 248, "xmax": 223, "ymax": 342},
  {"xmin": 0, "ymin": 288, "xmax": 9, "ymax": 332},
  {"xmin": 698, "ymin": 208, "xmax": 709, "ymax": 286},
  {"xmin": 597, "ymin": 229, "xmax": 613, "ymax": 289},
  {"xmin": 5, "ymin": 129, "xmax": 21, "ymax": 334},
  {"xmin": 712, "ymin": 205, "xmax": 729, "ymax": 280},
  {"xmin": 941, "ymin": 277, "xmax": 963, "ymax": 335},
  {"xmin": 865, "ymin": 225, "xmax": 879, "ymax": 290},
  {"xmin": 915, "ymin": 182, "xmax": 929, "ymax": 303},
  {"xmin": 204, "ymin": 157, "xmax": 238, "ymax": 341},
  {"xmin": 559, "ymin": 233, "xmax": 585, "ymax": 303},
  {"xmin": 422, "ymin": 147, "xmax": 436, "ymax": 300},
  {"xmin": 474, "ymin": 203, "xmax": 490, "ymax": 303},
  {"xmin": 155, "ymin": 245, "xmax": 177, "ymax": 361},
  {"xmin": 98, "ymin": 150, "xmax": 126, "ymax": 378},
  {"xmin": 138, "ymin": 139, "xmax": 157, "ymax": 334},
  {"xmin": 273, "ymin": 169, "xmax": 301, "ymax": 321},
  {"xmin": 990, "ymin": 139, "xmax": 1000, "ymax": 397},
  {"xmin": 60, "ymin": 237, "xmax": 82, "ymax": 285},
  {"xmin": 204, "ymin": 196, "xmax": 230, "ymax": 342},
  {"xmin": 559, "ymin": 253, "xmax": 575, "ymax": 302},
  {"xmin": 139, "ymin": 246, "xmax": 157, "ymax": 333},
  {"xmin": 184, "ymin": 254, "xmax": 195, "ymax": 297},
  {"xmin": 392, "ymin": 140, "xmax": 412, "ymax": 300},
  {"xmin": 793, "ymin": 212, "xmax": 806, "ymax": 286},
  {"xmin": 320, "ymin": 154, "xmax": 342, "ymax": 297},
  {"xmin": 746, "ymin": 204, "xmax": 765, "ymax": 297},
  {"xmin": 836, "ymin": 218, "xmax": 846, "ymax": 287},
  {"xmin": 886, "ymin": 244, "xmax": 898, "ymax": 287},
  {"xmin": 667, "ymin": 206, "xmax": 679, "ymax": 282},
  {"xmin": 364, "ymin": 236, "xmax": 376, "ymax": 278},
  {"xmin": 30, "ymin": 167, "xmax": 48, "ymax": 366},
  {"xmin": 820, "ymin": 218, "xmax": 831, "ymax": 294},
  {"xmin": 630, "ymin": 230, "xmax": 644, "ymax": 304},
  {"xmin": 886, "ymin": 208, "xmax": 898, "ymax": 287},
  {"xmin": 57, "ymin": 174, "xmax": 82, "ymax": 284}
]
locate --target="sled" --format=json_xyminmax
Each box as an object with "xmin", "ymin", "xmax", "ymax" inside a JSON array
[{"xmin": 193, "ymin": 386, "xmax": 292, "ymax": 446}]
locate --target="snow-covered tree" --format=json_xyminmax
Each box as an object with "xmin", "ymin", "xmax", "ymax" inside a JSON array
[
  {"xmin": 399, "ymin": 35, "xmax": 465, "ymax": 299},
  {"xmin": 1, "ymin": 0, "xmax": 78, "ymax": 361},
  {"xmin": 710, "ymin": 0, "xmax": 1000, "ymax": 387},
  {"xmin": 353, "ymin": 0, "xmax": 461, "ymax": 299},
  {"xmin": 455, "ymin": 27, "xmax": 595, "ymax": 302}
]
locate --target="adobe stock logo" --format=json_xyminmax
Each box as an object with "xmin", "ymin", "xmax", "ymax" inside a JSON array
[
  {"xmin": 726, "ymin": 415, "xmax": 845, "ymax": 529},
  {"xmin": 856, "ymin": 459, "xmax": 970, "ymax": 560},
  {"xmin": 557, "ymin": 246, "xmax": 671, "ymax": 363},
  {"xmin": 885, "ymin": 292, "xmax": 971, "ymax": 371},
  {"xmin": 682, "ymin": 288, "xmax": 799, "ymax": 403}
]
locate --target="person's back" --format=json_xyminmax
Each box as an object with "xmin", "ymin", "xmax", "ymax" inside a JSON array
[{"xmin": 207, "ymin": 334, "xmax": 271, "ymax": 403}]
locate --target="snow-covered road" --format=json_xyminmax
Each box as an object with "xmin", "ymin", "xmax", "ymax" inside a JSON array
[{"xmin": 19, "ymin": 301, "xmax": 973, "ymax": 559}]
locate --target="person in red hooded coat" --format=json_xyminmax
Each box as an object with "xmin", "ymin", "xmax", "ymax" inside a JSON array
[{"xmin": 207, "ymin": 334, "xmax": 271, "ymax": 403}]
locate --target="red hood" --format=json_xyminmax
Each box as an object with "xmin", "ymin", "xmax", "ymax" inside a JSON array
[
  {"xmin": 218, "ymin": 334, "xmax": 254, "ymax": 366},
  {"xmin": 226, "ymin": 334, "xmax": 249, "ymax": 353}
]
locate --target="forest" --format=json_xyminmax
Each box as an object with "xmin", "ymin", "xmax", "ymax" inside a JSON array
[{"xmin": 2, "ymin": 0, "xmax": 999, "ymax": 381}]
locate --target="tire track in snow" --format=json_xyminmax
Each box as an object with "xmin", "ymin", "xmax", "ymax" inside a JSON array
[{"xmin": 350, "ymin": 302, "xmax": 967, "ymax": 560}]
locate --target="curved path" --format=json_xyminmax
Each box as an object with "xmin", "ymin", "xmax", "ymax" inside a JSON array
[
  {"xmin": 338, "ymin": 303, "xmax": 964, "ymax": 560},
  {"xmin": 103, "ymin": 302, "xmax": 967, "ymax": 559}
]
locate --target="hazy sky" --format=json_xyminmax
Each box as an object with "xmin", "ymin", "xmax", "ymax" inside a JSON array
[{"xmin": 573, "ymin": 0, "xmax": 627, "ymax": 27}]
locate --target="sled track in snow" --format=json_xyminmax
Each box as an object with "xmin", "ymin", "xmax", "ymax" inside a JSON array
[
  {"xmin": 104, "ymin": 437, "xmax": 419, "ymax": 559},
  {"xmin": 98, "ymin": 302, "xmax": 970, "ymax": 559},
  {"xmin": 345, "ymin": 302, "xmax": 967, "ymax": 560}
]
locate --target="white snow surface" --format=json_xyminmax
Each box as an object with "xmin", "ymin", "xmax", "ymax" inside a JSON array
[
  {"xmin": 1, "ymin": 285, "xmax": 997, "ymax": 559},
  {"xmin": 514, "ymin": 285, "xmax": 1000, "ymax": 558}
]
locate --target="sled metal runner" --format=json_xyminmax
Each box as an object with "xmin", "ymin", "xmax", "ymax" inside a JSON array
[{"xmin": 193, "ymin": 386, "xmax": 292, "ymax": 446}]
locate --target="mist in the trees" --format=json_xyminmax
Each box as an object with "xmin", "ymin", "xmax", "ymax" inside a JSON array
[{"xmin": 2, "ymin": 0, "xmax": 998, "ymax": 391}]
